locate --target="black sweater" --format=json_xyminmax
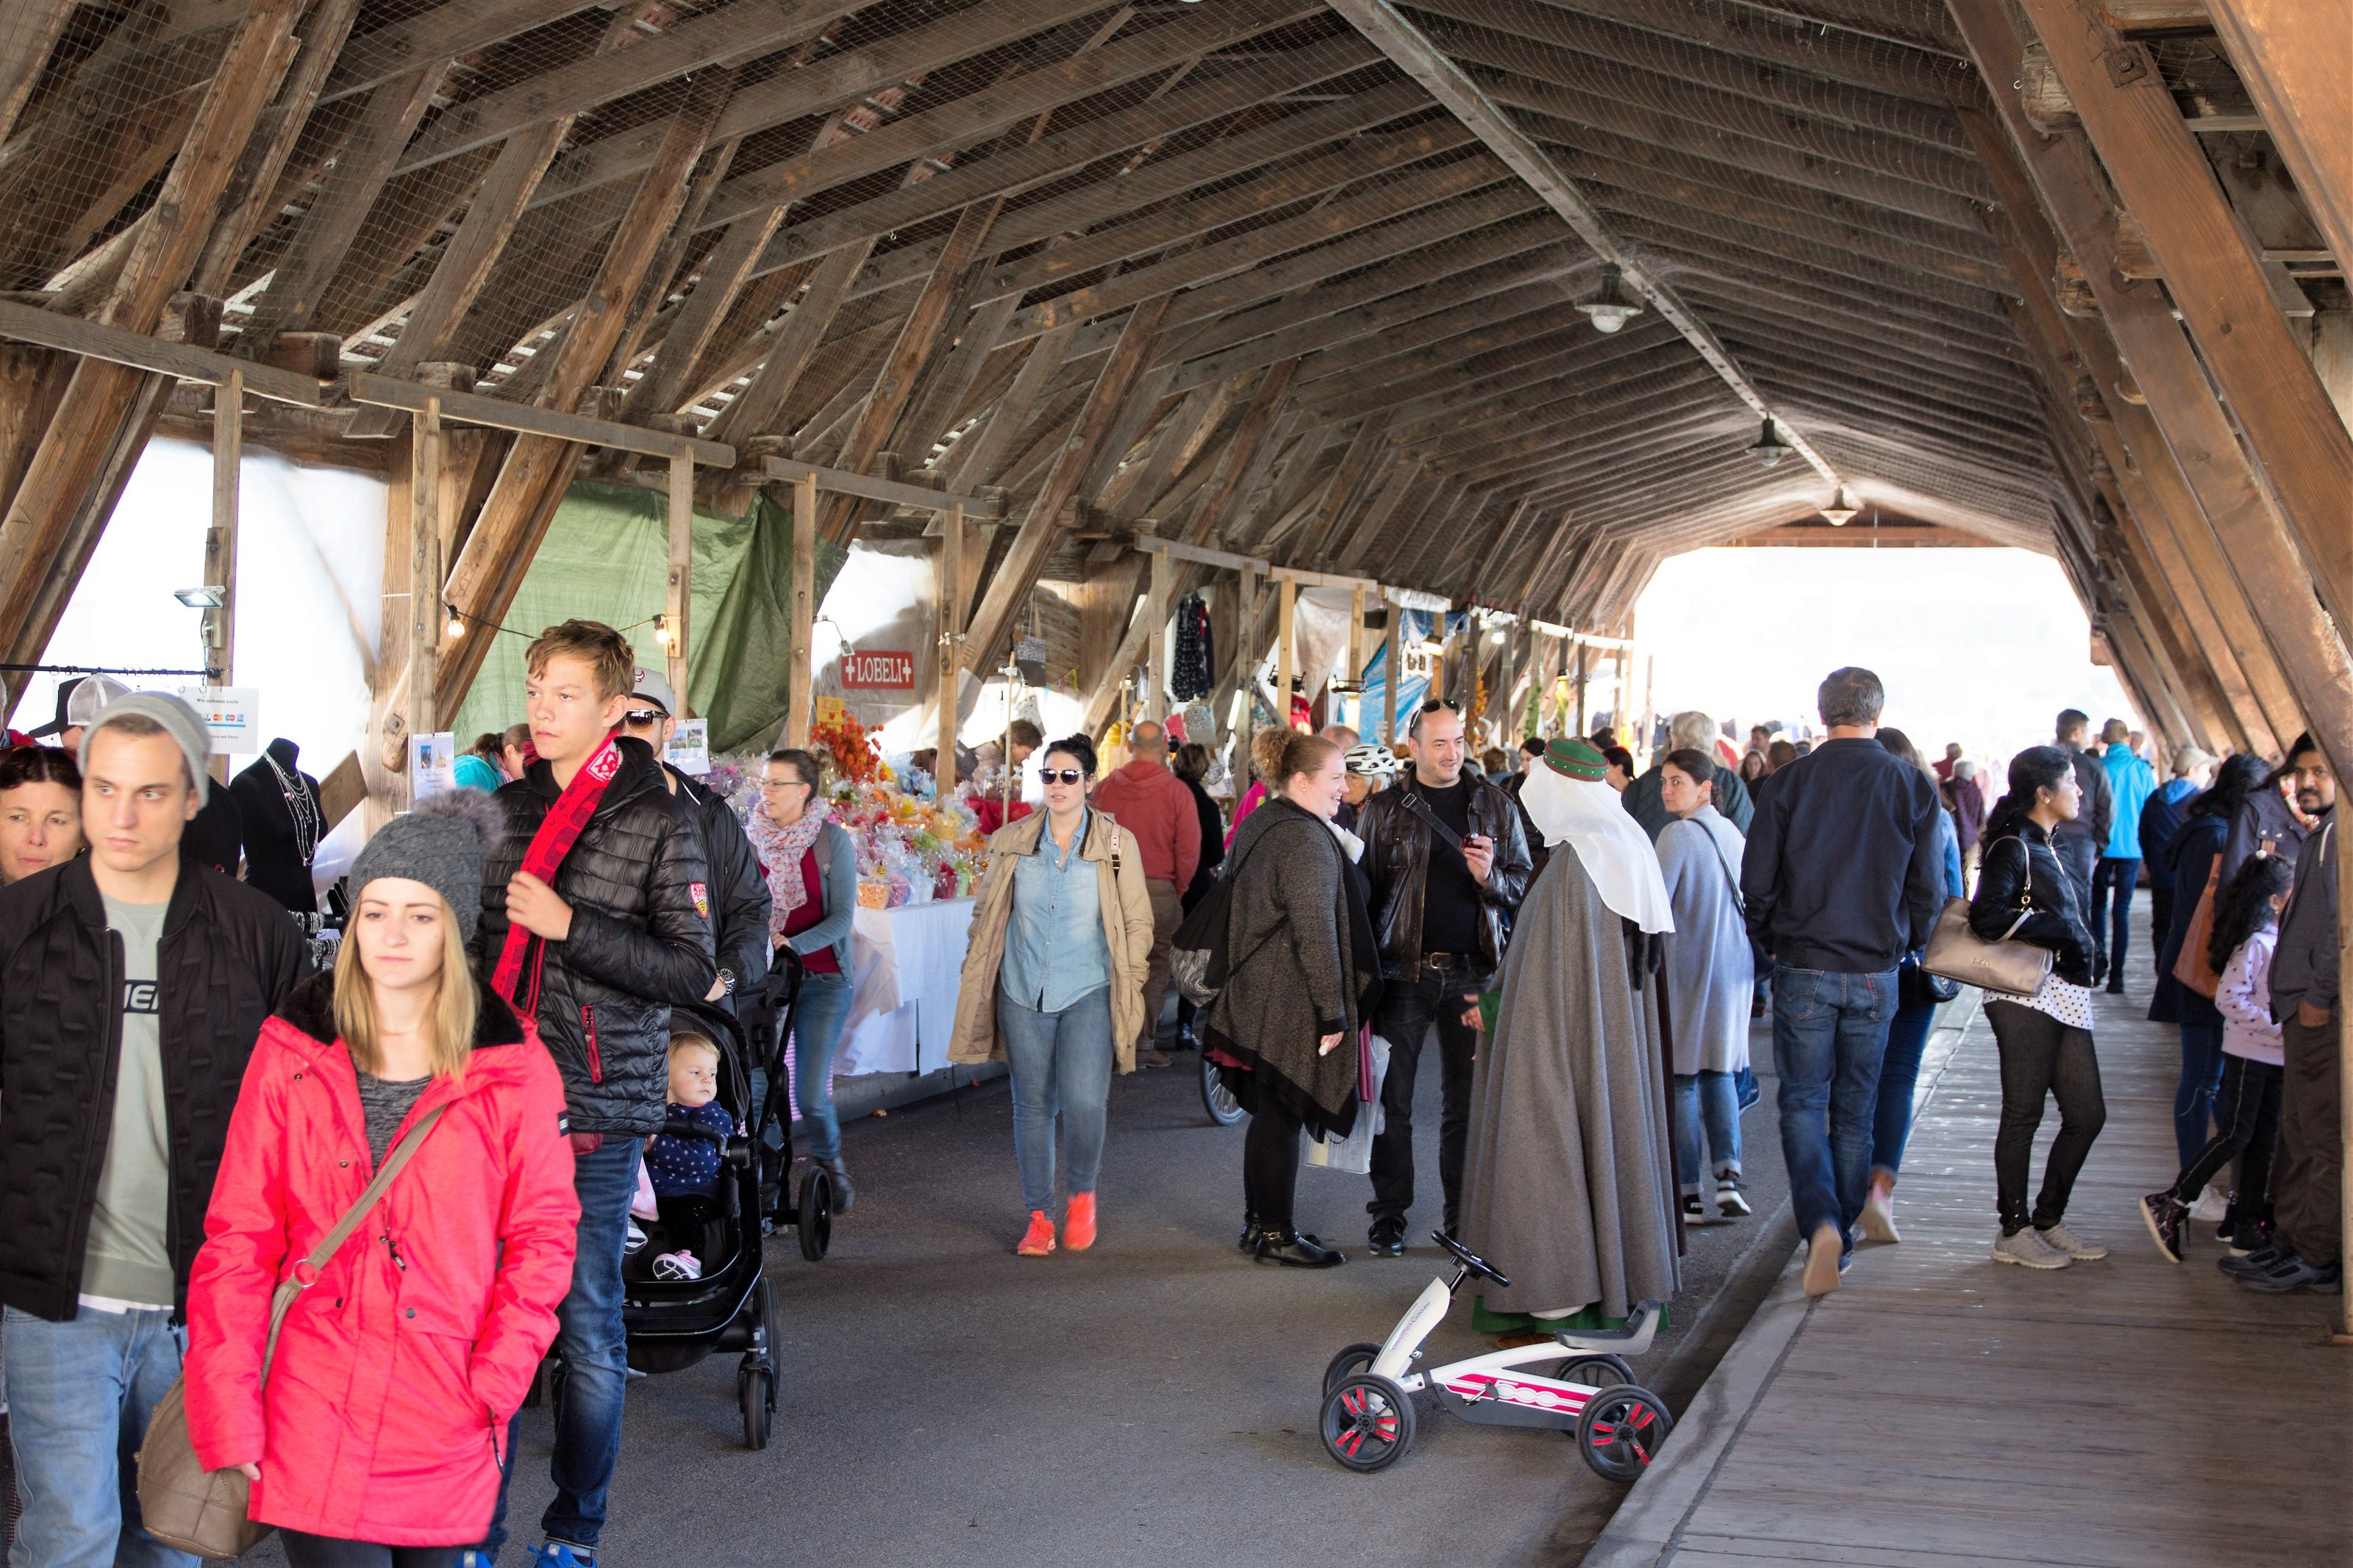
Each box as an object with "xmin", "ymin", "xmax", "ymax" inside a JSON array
[{"xmin": 1741, "ymin": 736, "xmax": 1945, "ymax": 974}]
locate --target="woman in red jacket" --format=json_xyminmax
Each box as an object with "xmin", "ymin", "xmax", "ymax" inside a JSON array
[{"xmin": 185, "ymin": 794, "xmax": 579, "ymax": 1567}]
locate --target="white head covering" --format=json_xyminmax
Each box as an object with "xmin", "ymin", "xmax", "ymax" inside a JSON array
[{"xmin": 1521, "ymin": 765, "xmax": 1675, "ymax": 934}]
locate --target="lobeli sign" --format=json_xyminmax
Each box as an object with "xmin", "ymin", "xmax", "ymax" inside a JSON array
[{"xmin": 839, "ymin": 648, "xmax": 916, "ymax": 690}]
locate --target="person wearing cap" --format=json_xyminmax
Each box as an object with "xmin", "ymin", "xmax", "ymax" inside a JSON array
[
  {"xmin": 1457, "ymin": 738, "xmax": 1679, "ymax": 1327},
  {"xmin": 617, "ymin": 667, "xmax": 771, "ymax": 1014},
  {"xmin": 24, "ymin": 673, "xmax": 131, "ymax": 753},
  {"xmin": 183, "ymin": 793, "xmax": 578, "ymax": 1567},
  {"xmin": 0, "ymin": 691, "xmax": 309, "ymax": 1568},
  {"xmin": 2138, "ymin": 743, "xmax": 2214, "ymax": 984}
]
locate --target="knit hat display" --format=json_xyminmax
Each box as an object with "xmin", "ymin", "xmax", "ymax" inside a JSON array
[
  {"xmin": 79, "ymin": 691, "xmax": 213, "ymax": 806},
  {"xmin": 347, "ymin": 791, "xmax": 505, "ymax": 942},
  {"xmin": 1543, "ymin": 737, "xmax": 1609, "ymax": 782}
]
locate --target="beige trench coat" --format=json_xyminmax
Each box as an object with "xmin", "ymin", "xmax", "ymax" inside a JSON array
[{"xmin": 949, "ymin": 806, "xmax": 1156, "ymax": 1073}]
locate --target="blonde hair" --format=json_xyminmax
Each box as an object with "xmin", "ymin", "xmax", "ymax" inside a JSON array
[
  {"xmin": 669, "ymin": 1031, "xmax": 721, "ymax": 1064},
  {"xmin": 335, "ymin": 895, "xmax": 476, "ymax": 1080},
  {"xmin": 1272, "ymin": 730, "xmax": 1341, "ymax": 787},
  {"xmin": 1249, "ymin": 727, "xmax": 1289, "ymax": 784},
  {"xmin": 524, "ymin": 617, "xmax": 635, "ymax": 702}
]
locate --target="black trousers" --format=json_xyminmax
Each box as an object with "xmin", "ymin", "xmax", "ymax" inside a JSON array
[
  {"xmin": 1369, "ymin": 964, "xmax": 1482, "ymax": 1232},
  {"xmin": 2149, "ymin": 887, "xmax": 2177, "ymax": 979},
  {"xmin": 281, "ymin": 1531, "xmax": 465, "ymax": 1568},
  {"xmin": 1987, "ymin": 1000, "xmax": 2107, "ymax": 1232},
  {"xmin": 2171, "ymin": 1051, "xmax": 2282, "ymax": 1214},
  {"xmin": 1243, "ymin": 1090, "xmax": 1306, "ymax": 1231},
  {"xmin": 2274, "ymin": 1011, "xmax": 2342, "ymax": 1262}
]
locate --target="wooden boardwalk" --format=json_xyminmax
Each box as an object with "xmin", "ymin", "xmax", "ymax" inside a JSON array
[{"xmin": 1588, "ymin": 921, "xmax": 2353, "ymax": 1568}]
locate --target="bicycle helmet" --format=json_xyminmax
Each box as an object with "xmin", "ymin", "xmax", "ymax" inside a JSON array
[{"xmin": 1346, "ymin": 742, "xmax": 1399, "ymax": 779}]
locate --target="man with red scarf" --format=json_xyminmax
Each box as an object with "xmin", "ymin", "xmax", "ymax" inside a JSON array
[{"xmin": 471, "ymin": 620, "xmax": 715, "ymax": 1568}]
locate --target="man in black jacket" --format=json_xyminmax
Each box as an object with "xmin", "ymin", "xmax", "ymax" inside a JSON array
[
  {"xmin": 471, "ymin": 622, "xmax": 715, "ymax": 1568},
  {"xmin": 1743, "ymin": 668, "xmax": 1943, "ymax": 1298},
  {"xmin": 1356, "ymin": 700, "xmax": 1534, "ymax": 1255},
  {"xmin": 620, "ymin": 666, "xmax": 770, "ymax": 1013},
  {"xmin": 0, "ymin": 692, "xmax": 307, "ymax": 1566},
  {"xmin": 2052, "ymin": 709, "xmax": 2115, "ymax": 977}
]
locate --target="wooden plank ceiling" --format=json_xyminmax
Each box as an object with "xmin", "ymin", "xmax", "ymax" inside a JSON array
[{"xmin": 0, "ymin": 0, "xmax": 2341, "ymax": 712}]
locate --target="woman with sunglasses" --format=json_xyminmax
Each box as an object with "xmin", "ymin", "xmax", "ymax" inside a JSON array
[
  {"xmin": 745, "ymin": 748, "xmax": 861, "ymax": 1208},
  {"xmin": 951, "ymin": 735, "xmax": 1154, "ymax": 1256}
]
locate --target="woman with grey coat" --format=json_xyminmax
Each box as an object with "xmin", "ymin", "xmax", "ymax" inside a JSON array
[{"xmin": 1206, "ymin": 731, "xmax": 1382, "ymax": 1267}]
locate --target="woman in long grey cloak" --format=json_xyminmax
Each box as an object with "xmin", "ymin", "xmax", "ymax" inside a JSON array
[
  {"xmin": 1656, "ymin": 762, "xmax": 1754, "ymax": 1215},
  {"xmin": 1457, "ymin": 740, "xmax": 1681, "ymax": 1322}
]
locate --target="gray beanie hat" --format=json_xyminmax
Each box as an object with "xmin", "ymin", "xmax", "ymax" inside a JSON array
[
  {"xmin": 348, "ymin": 791, "xmax": 505, "ymax": 942},
  {"xmin": 79, "ymin": 691, "xmax": 213, "ymax": 806}
]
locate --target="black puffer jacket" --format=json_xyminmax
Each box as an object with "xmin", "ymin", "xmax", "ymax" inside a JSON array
[
  {"xmin": 1355, "ymin": 774, "xmax": 1532, "ymax": 981},
  {"xmin": 1968, "ymin": 822, "xmax": 2095, "ymax": 987},
  {"xmin": 472, "ymin": 738, "xmax": 716, "ymax": 1136},
  {"xmin": 668, "ymin": 764, "xmax": 770, "ymax": 1013},
  {"xmin": 0, "ymin": 854, "xmax": 309, "ymax": 1322}
]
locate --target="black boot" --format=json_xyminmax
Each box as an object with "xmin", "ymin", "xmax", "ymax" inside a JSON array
[
  {"xmin": 1254, "ymin": 1230, "xmax": 1345, "ymax": 1267},
  {"xmin": 818, "ymin": 1156, "xmax": 854, "ymax": 1214},
  {"xmin": 1237, "ymin": 1212, "xmax": 1265, "ymax": 1251}
]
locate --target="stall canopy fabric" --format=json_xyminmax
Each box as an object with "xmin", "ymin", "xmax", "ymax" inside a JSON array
[{"xmin": 452, "ymin": 483, "xmax": 845, "ymax": 753}]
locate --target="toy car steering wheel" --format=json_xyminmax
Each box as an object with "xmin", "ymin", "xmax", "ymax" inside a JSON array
[{"xmin": 1435, "ymin": 1231, "xmax": 1510, "ymax": 1288}]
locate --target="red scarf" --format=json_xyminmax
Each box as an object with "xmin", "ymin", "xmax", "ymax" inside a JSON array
[{"xmin": 492, "ymin": 733, "xmax": 625, "ymax": 1011}]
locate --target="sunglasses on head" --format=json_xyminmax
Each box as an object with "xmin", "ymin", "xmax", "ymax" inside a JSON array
[
  {"xmin": 1038, "ymin": 767, "xmax": 1087, "ymax": 785},
  {"xmin": 1419, "ymin": 698, "xmax": 1461, "ymax": 714}
]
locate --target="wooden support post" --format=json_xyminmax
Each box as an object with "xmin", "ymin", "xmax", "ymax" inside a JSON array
[
  {"xmin": 204, "ymin": 368, "xmax": 241, "ymax": 687},
  {"xmin": 1347, "ymin": 582, "xmax": 1366, "ymax": 734},
  {"xmin": 1572, "ymin": 640, "xmax": 1588, "ymax": 737},
  {"xmin": 938, "ymin": 504, "xmax": 964, "ymax": 793},
  {"xmin": 1383, "ymin": 594, "xmax": 1399, "ymax": 744},
  {"xmin": 1236, "ymin": 562, "xmax": 1262, "ymax": 767},
  {"xmin": 1277, "ymin": 574, "xmax": 1297, "ymax": 732},
  {"xmin": 1146, "ymin": 545, "xmax": 1173, "ymax": 724},
  {"xmin": 1498, "ymin": 617, "xmax": 1515, "ymax": 742},
  {"xmin": 665, "ymin": 453, "xmax": 693, "ymax": 711},
  {"xmin": 408, "ymin": 397, "xmax": 443, "ymax": 747},
  {"xmin": 787, "ymin": 470, "xmax": 818, "ymax": 748}
]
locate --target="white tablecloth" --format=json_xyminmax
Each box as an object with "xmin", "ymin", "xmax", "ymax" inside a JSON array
[{"xmin": 835, "ymin": 898, "xmax": 976, "ymax": 1076}]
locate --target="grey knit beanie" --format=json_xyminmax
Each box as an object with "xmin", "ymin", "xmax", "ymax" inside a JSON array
[
  {"xmin": 348, "ymin": 791, "xmax": 505, "ymax": 942},
  {"xmin": 79, "ymin": 691, "xmax": 213, "ymax": 806}
]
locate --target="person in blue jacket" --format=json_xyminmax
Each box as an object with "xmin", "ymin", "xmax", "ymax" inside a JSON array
[{"xmin": 2091, "ymin": 719, "xmax": 2157, "ymax": 993}]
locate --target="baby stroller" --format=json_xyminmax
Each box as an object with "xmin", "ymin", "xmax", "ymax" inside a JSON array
[
  {"xmin": 746, "ymin": 949, "xmax": 838, "ymax": 1262},
  {"xmin": 616, "ymin": 1000, "xmax": 784, "ymax": 1449}
]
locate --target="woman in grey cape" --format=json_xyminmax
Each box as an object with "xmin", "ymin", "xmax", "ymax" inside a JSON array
[
  {"xmin": 1457, "ymin": 738, "xmax": 1680, "ymax": 1324},
  {"xmin": 1654, "ymin": 747, "xmax": 1754, "ymax": 1222}
]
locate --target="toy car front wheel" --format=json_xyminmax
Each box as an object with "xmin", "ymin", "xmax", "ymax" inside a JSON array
[
  {"xmin": 1323, "ymin": 1342, "xmax": 1385, "ymax": 1398},
  {"xmin": 1321, "ymin": 1374, "xmax": 1415, "ymax": 1472},
  {"xmin": 797, "ymin": 1167, "xmax": 832, "ymax": 1261},
  {"xmin": 1555, "ymin": 1353, "xmax": 1637, "ymax": 1391},
  {"xmin": 1575, "ymin": 1385, "xmax": 1673, "ymax": 1482}
]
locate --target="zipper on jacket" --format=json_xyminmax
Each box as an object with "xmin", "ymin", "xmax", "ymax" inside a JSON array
[
  {"xmin": 581, "ymin": 1004, "xmax": 603, "ymax": 1083},
  {"xmin": 383, "ymin": 1232, "xmax": 407, "ymax": 1272}
]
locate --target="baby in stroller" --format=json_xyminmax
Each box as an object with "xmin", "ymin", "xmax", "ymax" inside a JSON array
[{"xmin": 644, "ymin": 1031, "xmax": 733, "ymax": 1279}]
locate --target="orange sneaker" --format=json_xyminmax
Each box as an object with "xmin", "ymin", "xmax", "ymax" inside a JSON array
[
  {"xmin": 1064, "ymin": 1192, "xmax": 1097, "ymax": 1251},
  {"xmin": 1016, "ymin": 1209, "xmax": 1057, "ymax": 1256}
]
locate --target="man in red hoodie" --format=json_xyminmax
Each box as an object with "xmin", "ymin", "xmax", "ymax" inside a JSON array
[{"xmin": 1090, "ymin": 720, "xmax": 1201, "ymax": 1067}]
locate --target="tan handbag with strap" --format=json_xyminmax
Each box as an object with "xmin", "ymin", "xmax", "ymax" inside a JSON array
[
  {"xmin": 2170, "ymin": 834, "xmax": 2271, "ymax": 1000},
  {"xmin": 135, "ymin": 1105, "xmax": 448, "ymax": 1558},
  {"xmin": 1920, "ymin": 837, "xmax": 2053, "ymax": 998}
]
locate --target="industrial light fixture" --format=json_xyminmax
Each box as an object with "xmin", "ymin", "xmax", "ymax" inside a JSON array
[
  {"xmin": 1747, "ymin": 418, "xmax": 1793, "ymax": 469},
  {"xmin": 444, "ymin": 604, "xmax": 466, "ymax": 639},
  {"xmin": 1576, "ymin": 266, "xmax": 1643, "ymax": 334},
  {"xmin": 1819, "ymin": 484, "xmax": 1860, "ymax": 526},
  {"xmin": 174, "ymin": 586, "xmax": 226, "ymax": 608}
]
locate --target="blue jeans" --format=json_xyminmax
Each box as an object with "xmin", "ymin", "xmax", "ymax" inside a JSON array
[
  {"xmin": 997, "ymin": 986, "xmax": 1115, "ymax": 1214},
  {"xmin": 1871, "ymin": 996, "xmax": 1938, "ymax": 1180},
  {"xmin": 480, "ymin": 1134, "xmax": 642, "ymax": 1559},
  {"xmin": 2175, "ymin": 1021, "xmax": 2227, "ymax": 1171},
  {"xmin": 3, "ymin": 1304, "xmax": 194, "ymax": 1568},
  {"xmin": 2091, "ymin": 856, "xmax": 2138, "ymax": 980},
  {"xmin": 1771, "ymin": 964, "xmax": 1898, "ymax": 1253},
  {"xmin": 789, "ymin": 968, "xmax": 855, "ymax": 1162},
  {"xmin": 1673, "ymin": 1071, "xmax": 1742, "ymax": 1194}
]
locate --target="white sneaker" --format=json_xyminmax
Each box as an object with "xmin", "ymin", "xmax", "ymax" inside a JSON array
[
  {"xmin": 1857, "ymin": 1190, "xmax": 1900, "ymax": 1244},
  {"xmin": 1991, "ymin": 1227, "xmax": 2070, "ymax": 1269},
  {"xmin": 624, "ymin": 1219, "xmax": 649, "ymax": 1255},
  {"xmin": 1715, "ymin": 1178, "xmax": 1752, "ymax": 1217},
  {"xmin": 2188, "ymin": 1186, "xmax": 2229, "ymax": 1223},
  {"xmin": 652, "ymin": 1250, "xmax": 702, "ymax": 1281},
  {"xmin": 2035, "ymin": 1222, "xmax": 2108, "ymax": 1260}
]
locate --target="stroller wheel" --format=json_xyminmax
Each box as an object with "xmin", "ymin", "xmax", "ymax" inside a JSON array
[
  {"xmin": 740, "ymin": 1367, "xmax": 774, "ymax": 1450},
  {"xmin": 797, "ymin": 1167, "xmax": 833, "ymax": 1261},
  {"xmin": 1200, "ymin": 1054, "xmax": 1244, "ymax": 1126},
  {"xmin": 1575, "ymin": 1385, "xmax": 1673, "ymax": 1483},
  {"xmin": 1320, "ymin": 1374, "xmax": 1415, "ymax": 1472},
  {"xmin": 1555, "ymin": 1354, "xmax": 1637, "ymax": 1392}
]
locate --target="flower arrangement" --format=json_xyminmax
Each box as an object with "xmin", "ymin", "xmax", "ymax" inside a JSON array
[{"xmin": 808, "ymin": 709, "xmax": 886, "ymax": 786}]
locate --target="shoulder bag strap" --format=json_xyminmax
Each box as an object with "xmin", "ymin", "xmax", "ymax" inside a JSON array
[
  {"xmin": 260, "ymin": 1103, "xmax": 449, "ymax": 1380},
  {"xmin": 1990, "ymin": 836, "xmax": 2035, "ymax": 942},
  {"xmin": 1393, "ymin": 790, "xmax": 1465, "ymax": 853},
  {"xmin": 1699, "ymin": 826, "xmax": 1745, "ymax": 917}
]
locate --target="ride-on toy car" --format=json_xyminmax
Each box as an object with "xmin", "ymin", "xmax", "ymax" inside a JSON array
[{"xmin": 1319, "ymin": 1231, "xmax": 1673, "ymax": 1481}]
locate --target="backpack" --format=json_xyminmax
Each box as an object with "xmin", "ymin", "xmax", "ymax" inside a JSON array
[{"xmin": 1168, "ymin": 820, "xmax": 1288, "ymax": 1009}]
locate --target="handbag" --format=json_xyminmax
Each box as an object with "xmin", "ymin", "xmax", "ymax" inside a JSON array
[
  {"xmin": 1920, "ymin": 837, "xmax": 2053, "ymax": 998},
  {"xmin": 1170, "ymin": 828, "xmax": 1279, "ymax": 1009},
  {"xmin": 2169, "ymin": 833, "xmax": 2268, "ymax": 1000},
  {"xmin": 136, "ymin": 1105, "xmax": 449, "ymax": 1558}
]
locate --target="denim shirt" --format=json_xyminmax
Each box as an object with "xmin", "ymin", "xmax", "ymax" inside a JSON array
[{"xmin": 1000, "ymin": 808, "xmax": 1110, "ymax": 1013}]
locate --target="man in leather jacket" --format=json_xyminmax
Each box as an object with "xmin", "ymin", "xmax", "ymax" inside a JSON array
[
  {"xmin": 1354, "ymin": 701, "xmax": 1533, "ymax": 1253},
  {"xmin": 620, "ymin": 667, "xmax": 771, "ymax": 1014},
  {"xmin": 471, "ymin": 622, "xmax": 715, "ymax": 1567}
]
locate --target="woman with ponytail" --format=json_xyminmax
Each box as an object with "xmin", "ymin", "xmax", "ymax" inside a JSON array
[{"xmin": 1968, "ymin": 746, "xmax": 2107, "ymax": 1272}]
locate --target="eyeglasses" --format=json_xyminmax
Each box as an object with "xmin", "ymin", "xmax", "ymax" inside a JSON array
[
  {"xmin": 621, "ymin": 709, "xmax": 665, "ymax": 727},
  {"xmin": 1038, "ymin": 768, "xmax": 1087, "ymax": 785},
  {"xmin": 757, "ymin": 776, "xmax": 808, "ymax": 792},
  {"xmin": 1418, "ymin": 699, "xmax": 1461, "ymax": 715}
]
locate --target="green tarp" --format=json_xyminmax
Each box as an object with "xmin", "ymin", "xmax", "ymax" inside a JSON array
[{"xmin": 451, "ymin": 482, "xmax": 846, "ymax": 754}]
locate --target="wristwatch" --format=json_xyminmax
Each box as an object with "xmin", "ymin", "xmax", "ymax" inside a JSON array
[{"xmin": 717, "ymin": 966, "xmax": 737, "ymax": 995}]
